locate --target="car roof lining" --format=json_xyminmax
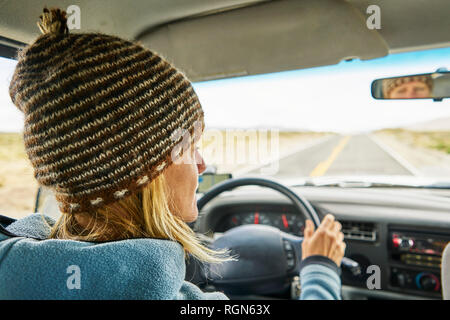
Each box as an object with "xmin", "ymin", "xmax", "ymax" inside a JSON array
[
  {"xmin": 0, "ymin": 0, "xmax": 449, "ymax": 81},
  {"xmin": 0, "ymin": 0, "xmax": 269, "ymax": 47},
  {"xmin": 139, "ymin": 0, "xmax": 389, "ymax": 81}
]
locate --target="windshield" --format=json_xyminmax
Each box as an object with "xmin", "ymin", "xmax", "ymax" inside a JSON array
[
  {"xmin": 1, "ymin": 48, "xmax": 450, "ymax": 218},
  {"xmin": 192, "ymin": 47, "xmax": 450, "ymax": 187},
  {"xmin": 0, "ymin": 56, "xmax": 39, "ymax": 218}
]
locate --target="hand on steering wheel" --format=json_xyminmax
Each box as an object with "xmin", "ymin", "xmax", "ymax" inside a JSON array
[
  {"xmin": 195, "ymin": 177, "xmax": 361, "ymax": 296},
  {"xmin": 302, "ymin": 214, "xmax": 346, "ymax": 267}
]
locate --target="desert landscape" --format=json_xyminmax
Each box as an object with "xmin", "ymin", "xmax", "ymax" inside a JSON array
[
  {"xmin": 0, "ymin": 133, "xmax": 38, "ymax": 219},
  {"xmin": 374, "ymin": 117, "xmax": 450, "ymax": 176},
  {"xmin": 0, "ymin": 130, "xmax": 331, "ymax": 219},
  {"xmin": 1, "ymin": 122, "xmax": 449, "ymax": 219}
]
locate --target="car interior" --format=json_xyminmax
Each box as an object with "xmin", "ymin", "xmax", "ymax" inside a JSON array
[{"xmin": 1, "ymin": 0, "xmax": 450, "ymax": 300}]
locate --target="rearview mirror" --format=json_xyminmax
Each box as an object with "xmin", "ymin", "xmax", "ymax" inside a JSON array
[{"xmin": 371, "ymin": 70, "xmax": 450, "ymax": 101}]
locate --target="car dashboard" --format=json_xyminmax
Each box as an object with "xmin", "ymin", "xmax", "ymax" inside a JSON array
[{"xmin": 194, "ymin": 186, "xmax": 450, "ymax": 300}]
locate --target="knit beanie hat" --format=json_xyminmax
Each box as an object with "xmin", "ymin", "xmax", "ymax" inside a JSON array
[
  {"xmin": 9, "ymin": 8, "xmax": 205, "ymax": 214},
  {"xmin": 382, "ymin": 75, "xmax": 433, "ymax": 98}
]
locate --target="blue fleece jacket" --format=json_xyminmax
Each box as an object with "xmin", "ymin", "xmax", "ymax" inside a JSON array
[{"xmin": 0, "ymin": 214, "xmax": 341, "ymax": 300}]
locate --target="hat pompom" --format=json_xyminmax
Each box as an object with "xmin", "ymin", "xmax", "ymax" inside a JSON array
[{"xmin": 37, "ymin": 7, "xmax": 69, "ymax": 35}]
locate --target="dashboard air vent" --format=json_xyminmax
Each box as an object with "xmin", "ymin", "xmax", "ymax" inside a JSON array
[{"xmin": 341, "ymin": 221, "xmax": 377, "ymax": 242}]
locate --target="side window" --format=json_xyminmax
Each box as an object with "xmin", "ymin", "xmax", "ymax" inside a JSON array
[{"xmin": 0, "ymin": 56, "xmax": 38, "ymax": 219}]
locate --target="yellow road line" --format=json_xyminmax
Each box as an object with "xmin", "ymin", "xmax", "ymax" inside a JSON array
[{"xmin": 309, "ymin": 136, "xmax": 351, "ymax": 177}]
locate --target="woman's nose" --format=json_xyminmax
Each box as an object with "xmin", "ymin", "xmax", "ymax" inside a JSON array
[{"xmin": 196, "ymin": 150, "xmax": 206, "ymax": 174}]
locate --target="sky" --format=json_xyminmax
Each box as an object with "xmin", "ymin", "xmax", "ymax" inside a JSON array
[
  {"xmin": 1, "ymin": 47, "xmax": 450, "ymax": 133},
  {"xmin": 193, "ymin": 47, "xmax": 450, "ymax": 133}
]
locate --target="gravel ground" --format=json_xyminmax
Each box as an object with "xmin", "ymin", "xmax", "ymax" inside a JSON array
[
  {"xmin": 373, "ymin": 131, "xmax": 450, "ymax": 178},
  {"xmin": 0, "ymin": 159, "xmax": 38, "ymax": 219}
]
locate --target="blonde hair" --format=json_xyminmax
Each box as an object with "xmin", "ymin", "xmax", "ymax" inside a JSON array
[{"xmin": 49, "ymin": 174, "xmax": 230, "ymax": 264}]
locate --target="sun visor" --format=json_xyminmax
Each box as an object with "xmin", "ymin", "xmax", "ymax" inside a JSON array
[{"xmin": 139, "ymin": 0, "xmax": 389, "ymax": 81}]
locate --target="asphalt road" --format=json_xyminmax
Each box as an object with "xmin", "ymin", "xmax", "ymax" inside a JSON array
[{"xmin": 248, "ymin": 134, "xmax": 414, "ymax": 178}]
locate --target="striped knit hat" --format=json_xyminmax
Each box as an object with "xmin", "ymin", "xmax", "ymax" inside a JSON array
[{"xmin": 9, "ymin": 8, "xmax": 205, "ymax": 214}]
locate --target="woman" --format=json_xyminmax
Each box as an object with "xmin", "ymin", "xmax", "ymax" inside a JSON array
[{"xmin": 0, "ymin": 7, "xmax": 345, "ymax": 300}]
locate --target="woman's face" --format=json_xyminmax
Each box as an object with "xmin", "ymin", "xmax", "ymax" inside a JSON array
[
  {"xmin": 164, "ymin": 143, "xmax": 206, "ymax": 222},
  {"xmin": 389, "ymin": 81, "xmax": 431, "ymax": 99}
]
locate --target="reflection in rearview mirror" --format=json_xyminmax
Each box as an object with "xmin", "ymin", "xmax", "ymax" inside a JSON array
[{"xmin": 371, "ymin": 71, "xmax": 450, "ymax": 101}]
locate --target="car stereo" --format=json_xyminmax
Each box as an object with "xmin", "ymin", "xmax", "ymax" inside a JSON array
[{"xmin": 389, "ymin": 230, "xmax": 450, "ymax": 297}]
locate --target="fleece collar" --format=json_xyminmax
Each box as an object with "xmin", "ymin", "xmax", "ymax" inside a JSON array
[{"xmin": 0, "ymin": 214, "xmax": 187, "ymax": 299}]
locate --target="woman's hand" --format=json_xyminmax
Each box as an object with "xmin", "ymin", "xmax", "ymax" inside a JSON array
[{"xmin": 301, "ymin": 214, "xmax": 346, "ymax": 266}]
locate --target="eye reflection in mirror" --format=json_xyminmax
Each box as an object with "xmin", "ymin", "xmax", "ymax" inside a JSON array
[
  {"xmin": 371, "ymin": 71, "xmax": 450, "ymax": 101},
  {"xmin": 387, "ymin": 78, "xmax": 431, "ymax": 99},
  {"xmin": 383, "ymin": 75, "xmax": 433, "ymax": 99}
]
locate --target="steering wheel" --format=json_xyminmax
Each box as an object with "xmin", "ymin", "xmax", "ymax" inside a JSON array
[{"xmin": 195, "ymin": 177, "xmax": 361, "ymax": 297}]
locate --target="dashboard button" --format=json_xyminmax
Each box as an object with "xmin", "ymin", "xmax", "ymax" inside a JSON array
[
  {"xmin": 283, "ymin": 240, "xmax": 292, "ymax": 251},
  {"xmin": 395, "ymin": 273, "xmax": 406, "ymax": 287},
  {"xmin": 287, "ymin": 258, "xmax": 295, "ymax": 269}
]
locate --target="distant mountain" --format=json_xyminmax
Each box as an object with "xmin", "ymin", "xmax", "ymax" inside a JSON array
[
  {"xmin": 204, "ymin": 126, "xmax": 314, "ymax": 132},
  {"xmin": 404, "ymin": 116, "xmax": 450, "ymax": 131}
]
